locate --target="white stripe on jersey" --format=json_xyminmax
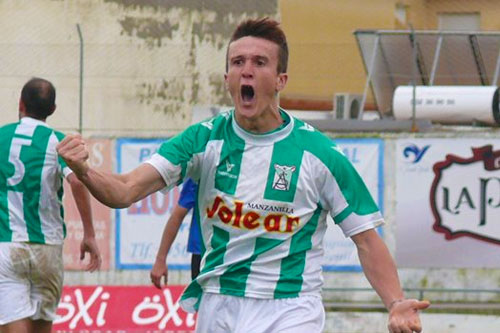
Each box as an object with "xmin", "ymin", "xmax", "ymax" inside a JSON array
[
  {"xmin": 38, "ymin": 132, "xmax": 65, "ymax": 244},
  {"xmin": 14, "ymin": 121, "xmax": 37, "ymax": 136},
  {"xmin": 187, "ymin": 151, "xmax": 206, "ymax": 182},
  {"xmin": 203, "ymin": 233, "xmax": 257, "ymax": 294},
  {"xmin": 8, "ymin": 191, "xmax": 28, "ymax": 242},
  {"xmin": 305, "ymin": 151, "xmax": 349, "ymax": 217},
  {"xmin": 196, "ymin": 140, "xmax": 224, "ymax": 294},
  {"xmin": 244, "ymin": 238, "xmax": 292, "ymax": 298},
  {"xmin": 197, "ymin": 140, "xmax": 223, "ymax": 193},
  {"xmin": 235, "ymin": 145, "xmax": 273, "ymax": 202},
  {"xmin": 7, "ymin": 123, "xmax": 36, "ymax": 242},
  {"xmin": 196, "ymin": 140, "xmax": 223, "ymax": 260}
]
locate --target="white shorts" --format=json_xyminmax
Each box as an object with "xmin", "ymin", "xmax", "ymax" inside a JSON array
[
  {"xmin": 0, "ymin": 242, "xmax": 63, "ymax": 325},
  {"xmin": 196, "ymin": 293, "xmax": 325, "ymax": 333}
]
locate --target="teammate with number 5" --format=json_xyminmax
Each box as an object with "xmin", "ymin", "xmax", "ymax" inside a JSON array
[
  {"xmin": 58, "ymin": 18, "xmax": 429, "ymax": 332},
  {"xmin": 0, "ymin": 78, "xmax": 101, "ymax": 333}
]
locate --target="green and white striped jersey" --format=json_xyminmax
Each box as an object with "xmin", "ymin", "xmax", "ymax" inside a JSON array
[
  {"xmin": 146, "ymin": 109, "xmax": 383, "ymax": 312},
  {"xmin": 0, "ymin": 117, "xmax": 70, "ymax": 244}
]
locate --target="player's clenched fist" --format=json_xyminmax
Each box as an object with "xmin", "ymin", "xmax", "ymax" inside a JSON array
[{"xmin": 56, "ymin": 134, "xmax": 90, "ymax": 177}]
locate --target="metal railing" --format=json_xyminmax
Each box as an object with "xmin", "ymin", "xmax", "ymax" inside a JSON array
[{"xmin": 322, "ymin": 287, "xmax": 500, "ymax": 311}]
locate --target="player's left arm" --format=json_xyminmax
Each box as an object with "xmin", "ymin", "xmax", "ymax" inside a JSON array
[
  {"xmin": 352, "ymin": 229, "xmax": 430, "ymax": 333},
  {"xmin": 150, "ymin": 204, "xmax": 189, "ymax": 289},
  {"xmin": 67, "ymin": 172, "xmax": 102, "ymax": 272}
]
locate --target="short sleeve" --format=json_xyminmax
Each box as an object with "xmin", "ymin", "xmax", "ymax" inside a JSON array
[
  {"xmin": 318, "ymin": 146, "xmax": 384, "ymax": 237},
  {"xmin": 53, "ymin": 130, "xmax": 72, "ymax": 178}
]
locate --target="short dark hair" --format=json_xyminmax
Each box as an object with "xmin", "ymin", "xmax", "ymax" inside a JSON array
[
  {"xmin": 21, "ymin": 77, "xmax": 56, "ymax": 120},
  {"xmin": 226, "ymin": 17, "xmax": 288, "ymax": 74}
]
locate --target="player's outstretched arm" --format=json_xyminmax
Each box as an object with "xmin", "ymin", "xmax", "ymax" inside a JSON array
[
  {"xmin": 57, "ymin": 135, "xmax": 167, "ymax": 208},
  {"xmin": 150, "ymin": 205, "xmax": 189, "ymax": 289},
  {"xmin": 67, "ymin": 173, "xmax": 101, "ymax": 272},
  {"xmin": 351, "ymin": 229, "xmax": 430, "ymax": 333}
]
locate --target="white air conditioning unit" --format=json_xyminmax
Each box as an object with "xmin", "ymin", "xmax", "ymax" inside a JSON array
[{"xmin": 333, "ymin": 93, "xmax": 363, "ymax": 119}]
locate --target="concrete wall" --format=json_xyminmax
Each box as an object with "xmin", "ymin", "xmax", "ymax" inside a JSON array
[
  {"xmin": 0, "ymin": 0, "xmax": 278, "ymax": 136},
  {"xmin": 2, "ymin": 0, "xmax": 499, "ymax": 133}
]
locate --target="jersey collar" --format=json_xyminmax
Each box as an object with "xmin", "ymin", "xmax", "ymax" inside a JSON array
[
  {"xmin": 231, "ymin": 108, "xmax": 294, "ymax": 146},
  {"xmin": 20, "ymin": 116, "xmax": 49, "ymax": 127}
]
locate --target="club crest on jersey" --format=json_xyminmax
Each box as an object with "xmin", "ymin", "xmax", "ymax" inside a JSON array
[{"xmin": 272, "ymin": 164, "xmax": 296, "ymax": 191}]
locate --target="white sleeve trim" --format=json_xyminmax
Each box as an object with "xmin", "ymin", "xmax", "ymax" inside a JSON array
[
  {"xmin": 62, "ymin": 167, "xmax": 73, "ymax": 178},
  {"xmin": 337, "ymin": 211, "xmax": 385, "ymax": 237},
  {"xmin": 144, "ymin": 153, "xmax": 182, "ymax": 193}
]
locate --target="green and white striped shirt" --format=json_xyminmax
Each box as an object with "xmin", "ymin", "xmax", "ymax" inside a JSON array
[
  {"xmin": 146, "ymin": 109, "xmax": 383, "ymax": 312},
  {"xmin": 0, "ymin": 117, "xmax": 70, "ymax": 244}
]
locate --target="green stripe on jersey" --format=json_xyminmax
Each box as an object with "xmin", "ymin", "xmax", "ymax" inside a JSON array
[
  {"xmin": 214, "ymin": 123, "xmax": 245, "ymax": 195},
  {"xmin": 180, "ymin": 223, "xmax": 229, "ymax": 312},
  {"xmin": 21, "ymin": 126, "xmax": 52, "ymax": 243},
  {"xmin": 54, "ymin": 131, "xmax": 67, "ymax": 169},
  {"xmin": 274, "ymin": 204, "xmax": 322, "ymax": 298},
  {"xmin": 58, "ymin": 183, "xmax": 67, "ymax": 238},
  {"xmin": 56, "ymin": 130, "xmax": 67, "ymax": 237},
  {"xmin": 0, "ymin": 123, "xmax": 18, "ymax": 241},
  {"xmin": 13, "ymin": 133, "xmax": 33, "ymax": 140},
  {"xmin": 157, "ymin": 122, "xmax": 213, "ymax": 184},
  {"xmin": 193, "ymin": 186, "xmax": 205, "ymax": 256},
  {"xmin": 201, "ymin": 225, "xmax": 230, "ymax": 274},
  {"xmin": 264, "ymin": 138, "xmax": 303, "ymax": 202},
  {"xmin": 219, "ymin": 236, "xmax": 283, "ymax": 297}
]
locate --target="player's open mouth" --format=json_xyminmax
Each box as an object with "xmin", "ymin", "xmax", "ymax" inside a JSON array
[{"xmin": 241, "ymin": 85, "xmax": 255, "ymax": 102}]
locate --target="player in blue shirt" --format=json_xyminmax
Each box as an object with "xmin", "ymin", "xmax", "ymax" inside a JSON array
[{"xmin": 151, "ymin": 178, "xmax": 201, "ymax": 288}]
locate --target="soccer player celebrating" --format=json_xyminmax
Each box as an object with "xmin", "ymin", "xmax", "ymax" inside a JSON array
[{"xmin": 57, "ymin": 18, "xmax": 429, "ymax": 332}]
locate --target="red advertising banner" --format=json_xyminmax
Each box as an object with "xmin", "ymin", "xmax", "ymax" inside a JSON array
[
  {"xmin": 63, "ymin": 138, "xmax": 112, "ymax": 270},
  {"xmin": 53, "ymin": 285, "xmax": 196, "ymax": 332}
]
